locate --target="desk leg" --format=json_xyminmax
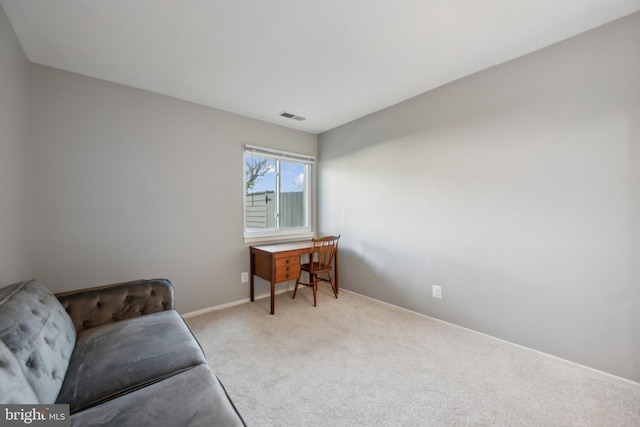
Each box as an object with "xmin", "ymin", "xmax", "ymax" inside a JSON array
[
  {"xmin": 270, "ymin": 280, "xmax": 275, "ymax": 315},
  {"xmin": 250, "ymin": 251, "xmax": 255, "ymax": 302}
]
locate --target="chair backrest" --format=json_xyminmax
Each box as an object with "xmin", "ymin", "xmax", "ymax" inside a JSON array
[{"xmin": 310, "ymin": 235, "xmax": 340, "ymax": 272}]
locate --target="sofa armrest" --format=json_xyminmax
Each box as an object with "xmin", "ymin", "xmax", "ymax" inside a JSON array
[{"xmin": 55, "ymin": 278, "xmax": 175, "ymax": 332}]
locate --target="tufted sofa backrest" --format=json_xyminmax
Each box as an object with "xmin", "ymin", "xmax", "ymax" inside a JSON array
[
  {"xmin": 56, "ymin": 278, "xmax": 175, "ymax": 332},
  {"xmin": 0, "ymin": 280, "xmax": 76, "ymax": 404}
]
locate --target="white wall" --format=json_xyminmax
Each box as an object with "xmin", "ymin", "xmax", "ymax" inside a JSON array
[
  {"xmin": 0, "ymin": 6, "xmax": 31, "ymax": 284},
  {"xmin": 30, "ymin": 65, "xmax": 317, "ymax": 313},
  {"xmin": 318, "ymin": 13, "xmax": 640, "ymax": 382}
]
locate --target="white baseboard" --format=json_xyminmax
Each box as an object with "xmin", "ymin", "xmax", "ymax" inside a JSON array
[
  {"xmin": 182, "ymin": 285, "xmax": 294, "ymax": 319},
  {"xmin": 182, "ymin": 286, "xmax": 639, "ymax": 388},
  {"xmin": 339, "ymin": 289, "xmax": 640, "ymax": 389},
  {"xmin": 182, "ymin": 298, "xmax": 250, "ymax": 319}
]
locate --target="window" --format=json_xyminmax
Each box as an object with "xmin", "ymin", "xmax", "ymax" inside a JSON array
[{"xmin": 244, "ymin": 145, "xmax": 314, "ymax": 242}]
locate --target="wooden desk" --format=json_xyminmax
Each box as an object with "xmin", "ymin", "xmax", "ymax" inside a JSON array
[{"xmin": 250, "ymin": 241, "xmax": 339, "ymax": 314}]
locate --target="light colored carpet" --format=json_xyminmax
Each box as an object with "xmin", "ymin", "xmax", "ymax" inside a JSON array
[{"xmin": 186, "ymin": 287, "xmax": 640, "ymax": 426}]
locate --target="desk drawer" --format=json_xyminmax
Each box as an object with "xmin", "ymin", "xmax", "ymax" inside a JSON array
[
  {"xmin": 275, "ymin": 256, "xmax": 300, "ymax": 267},
  {"xmin": 275, "ymin": 268, "xmax": 300, "ymax": 282},
  {"xmin": 275, "ymin": 256, "xmax": 300, "ymax": 282}
]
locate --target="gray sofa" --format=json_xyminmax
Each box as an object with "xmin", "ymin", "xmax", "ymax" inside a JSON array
[{"xmin": 0, "ymin": 278, "xmax": 245, "ymax": 426}]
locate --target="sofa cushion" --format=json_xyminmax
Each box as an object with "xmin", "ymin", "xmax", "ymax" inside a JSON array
[
  {"xmin": 0, "ymin": 340, "xmax": 39, "ymax": 403},
  {"xmin": 69, "ymin": 365, "xmax": 245, "ymax": 427},
  {"xmin": 57, "ymin": 310, "xmax": 206, "ymax": 413},
  {"xmin": 0, "ymin": 280, "xmax": 77, "ymax": 404}
]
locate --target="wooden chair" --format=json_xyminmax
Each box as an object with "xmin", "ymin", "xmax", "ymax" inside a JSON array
[{"xmin": 293, "ymin": 235, "xmax": 340, "ymax": 307}]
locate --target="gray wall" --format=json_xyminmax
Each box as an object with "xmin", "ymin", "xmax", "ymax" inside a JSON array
[
  {"xmin": 30, "ymin": 65, "xmax": 317, "ymax": 313},
  {"xmin": 318, "ymin": 13, "xmax": 640, "ymax": 382},
  {"xmin": 0, "ymin": 7, "xmax": 31, "ymax": 284}
]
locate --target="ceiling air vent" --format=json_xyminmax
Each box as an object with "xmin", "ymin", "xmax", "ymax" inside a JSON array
[{"xmin": 280, "ymin": 112, "xmax": 307, "ymax": 121}]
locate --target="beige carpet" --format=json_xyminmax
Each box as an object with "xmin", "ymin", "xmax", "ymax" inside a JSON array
[{"xmin": 186, "ymin": 287, "xmax": 640, "ymax": 426}]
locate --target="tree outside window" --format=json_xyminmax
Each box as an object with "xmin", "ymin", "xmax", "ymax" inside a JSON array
[{"xmin": 244, "ymin": 147, "xmax": 312, "ymax": 240}]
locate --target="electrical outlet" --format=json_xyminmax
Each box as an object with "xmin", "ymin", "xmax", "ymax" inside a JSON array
[
  {"xmin": 432, "ymin": 285, "xmax": 442, "ymax": 299},
  {"xmin": 241, "ymin": 272, "xmax": 249, "ymax": 283}
]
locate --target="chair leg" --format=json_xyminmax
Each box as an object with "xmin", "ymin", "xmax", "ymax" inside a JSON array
[
  {"xmin": 293, "ymin": 276, "xmax": 300, "ymax": 299},
  {"xmin": 327, "ymin": 272, "xmax": 338, "ymax": 299},
  {"xmin": 312, "ymin": 274, "xmax": 317, "ymax": 307}
]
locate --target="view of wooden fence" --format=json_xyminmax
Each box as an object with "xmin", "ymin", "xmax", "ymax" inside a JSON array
[
  {"xmin": 245, "ymin": 191, "xmax": 305, "ymax": 229},
  {"xmin": 245, "ymin": 191, "xmax": 275, "ymax": 229}
]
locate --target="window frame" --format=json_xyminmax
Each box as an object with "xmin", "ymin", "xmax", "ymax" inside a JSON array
[{"xmin": 243, "ymin": 145, "xmax": 315, "ymax": 243}]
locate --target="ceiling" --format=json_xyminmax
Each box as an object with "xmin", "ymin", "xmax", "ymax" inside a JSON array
[{"xmin": 2, "ymin": 1, "xmax": 639, "ymax": 134}]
